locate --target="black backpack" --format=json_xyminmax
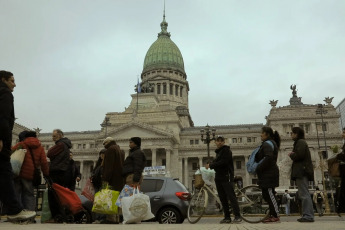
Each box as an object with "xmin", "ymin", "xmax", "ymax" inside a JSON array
[{"xmin": 317, "ymin": 192, "xmax": 323, "ymax": 203}]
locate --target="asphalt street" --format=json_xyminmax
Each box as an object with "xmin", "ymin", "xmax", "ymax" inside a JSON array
[{"xmin": 0, "ymin": 215, "xmax": 344, "ymax": 230}]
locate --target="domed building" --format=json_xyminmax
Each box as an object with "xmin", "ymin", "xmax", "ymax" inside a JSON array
[{"xmin": 31, "ymin": 13, "xmax": 342, "ymax": 196}]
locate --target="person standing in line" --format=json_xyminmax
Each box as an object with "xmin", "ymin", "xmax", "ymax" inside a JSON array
[
  {"xmin": 46, "ymin": 129, "xmax": 72, "ymax": 222},
  {"xmin": 205, "ymin": 136, "xmax": 242, "ymax": 224},
  {"xmin": 289, "ymin": 127, "xmax": 314, "ymax": 222},
  {"xmin": 66, "ymin": 152, "xmax": 81, "ymax": 191},
  {"xmin": 336, "ymin": 127, "xmax": 345, "ymax": 215},
  {"xmin": 0, "ymin": 70, "xmax": 36, "ymax": 221},
  {"xmin": 283, "ymin": 190, "xmax": 293, "ymax": 216},
  {"xmin": 12, "ymin": 131, "xmax": 49, "ymax": 211},
  {"xmin": 122, "ymin": 137, "xmax": 147, "ymax": 188},
  {"xmin": 255, "ymin": 126, "xmax": 281, "ymax": 223},
  {"xmin": 313, "ymin": 187, "xmax": 324, "ymax": 217},
  {"xmin": 102, "ymin": 137, "xmax": 125, "ymax": 224}
]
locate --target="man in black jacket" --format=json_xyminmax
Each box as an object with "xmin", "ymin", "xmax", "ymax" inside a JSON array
[
  {"xmin": 0, "ymin": 70, "xmax": 36, "ymax": 221},
  {"xmin": 206, "ymin": 136, "xmax": 242, "ymax": 224},
  {"xmin": 122, "ymin": 137, "xmax": 146, "ymax": 188}
]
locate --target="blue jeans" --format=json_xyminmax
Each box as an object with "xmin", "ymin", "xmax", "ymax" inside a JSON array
[
  {"xmin": 14, "ymin": 177, "xmax": 36, "ymax": 211},
  {"xmin": 296, "ymin": 177, "xmax": 314, "ymax": 220},
  {"xmin": 285, "ymin": 202, "xmax": 290, "ymax": 215},
  {"xmin": 0, "ymin": 158, "xmax": 23, "ymax": 215}
]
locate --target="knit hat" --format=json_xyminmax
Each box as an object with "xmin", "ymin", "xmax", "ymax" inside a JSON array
[
  {"xmin": 103, "ymin": 137, "xmax": 115, "ymax": 146},
  {"xmin": 130, "ymin": 137, "xmax": 141, "ymax": 147}
]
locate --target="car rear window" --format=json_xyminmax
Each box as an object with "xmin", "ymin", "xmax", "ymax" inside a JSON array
[
  {"xmin": 173, "ymin": 179, "xmax": 188, "ymax": 192},
  {"xmin": 141, "ymin": 179, "xmax": 164, "ymax": 193}
]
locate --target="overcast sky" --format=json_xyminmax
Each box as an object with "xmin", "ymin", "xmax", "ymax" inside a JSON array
[{"xmin": 1, "ymin": 0, "xmax": 344, "ymax": 133}]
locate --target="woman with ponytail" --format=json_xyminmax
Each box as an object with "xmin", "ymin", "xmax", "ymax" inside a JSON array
[{"xmin": 255, "ymin": 126, "xmax": 281, "ymax": 223}]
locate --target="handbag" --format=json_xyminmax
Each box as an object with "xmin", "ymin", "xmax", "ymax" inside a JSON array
[
  {"xmin": 28, "ymin": 148, "xmax": 42, "ymax": 187},
  {"xmin": 92, "ymin": 184, "xmax": 120, "ymax": 214},
  {"xmin": 10, "ymin": 148, "xmax": 27, "ymax": 176},
  {"xmin": 121, "ymin": 187, "xmax": 154, "ymax": 224},
  {"xmin": 327, "ymin": 156, "xmax": 340, "ymax": 178},
  {"xmin": 81, "ymin": 178, "xmax": 95, "ymax": 201}
]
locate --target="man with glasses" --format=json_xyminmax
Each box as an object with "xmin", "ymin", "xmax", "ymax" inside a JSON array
[{"xmin": 206, "ymin": 136, "xmax": 242, "ymax": 224}]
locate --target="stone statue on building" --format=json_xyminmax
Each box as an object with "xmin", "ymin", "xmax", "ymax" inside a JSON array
[
  {"xmin": 134, "ymin": 81, "xmax": 154, "ymax": 93},
  {"xmin": 290, "ymin": 84, "xmax": 297, "ymax": 97},
  {"xmin": 324, "ymin": 96, "xmax": 334, "ymax": 105},
  {"xmin": 289, "ymin": 84, "xmax": 303, "ymax": 105},
  {"xmin": 269, "ymin": 100, "xmax": 278, "ymax": 107}
]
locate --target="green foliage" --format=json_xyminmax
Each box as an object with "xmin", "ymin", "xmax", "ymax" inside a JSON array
[{"xmin": 331, "ymin": 145, "xmax": 339, "ymax": 153}]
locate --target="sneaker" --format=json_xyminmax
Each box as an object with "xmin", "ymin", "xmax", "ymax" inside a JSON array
[
  {"xmin": 297, "ymin": 218, "xmax": 314, "ymax": 222},
  {"xmin": 219, "ymin": 218, "xmax": 231, "ymax": 224},
  {"xmin": 263, "ymin": 216, "xmax": 280, "ymax": 223},
  {"xmin": 233, "ymin": 216, "xmax": 242, "ymax": 223},
  {"xmin": 7, "ymin": 210, "xmax": 36, "ymax": 221}
]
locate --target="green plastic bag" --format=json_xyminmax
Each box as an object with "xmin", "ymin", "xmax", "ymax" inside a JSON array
[
  {"xmin": 92, "ymin": 185, "xmax": 120, "ymax": 215},
  {"xmin": 41, "ymin": 188, "xmax": 52, "ymax": 223}
]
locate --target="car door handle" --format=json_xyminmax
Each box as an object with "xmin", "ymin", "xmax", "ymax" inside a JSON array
[{"xmin": 153, "ymin": 196, "xmax": 161, "ymax": 201}]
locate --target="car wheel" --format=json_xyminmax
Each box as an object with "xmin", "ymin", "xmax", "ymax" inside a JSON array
[{"xmin": 158, "ymin": 207, "xmax": 182, "ymax": 224}]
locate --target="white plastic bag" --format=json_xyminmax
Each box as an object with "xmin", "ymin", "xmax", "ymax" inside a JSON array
[
  {"xmin": 10, "ymin": 148, "xmax": 27, "ymax": 176},
  {"xmin": 121, "ymin": 188, "xmax": 154, "ymax": 224},
  {"xmin": 199, "ymin": 167, "xmax": 215, "ymax": 186}
]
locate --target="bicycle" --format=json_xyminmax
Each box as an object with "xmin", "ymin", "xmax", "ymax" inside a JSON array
[{"xmin": 187, "ymin": 180, "xmax": 269, "ymax": 224}]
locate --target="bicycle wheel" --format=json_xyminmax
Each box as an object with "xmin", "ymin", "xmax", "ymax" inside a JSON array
[
  {"xmin": 238, "ymin": 185, "xmax": 269, "ymax": 223},
  {"xmin": 187, "ymin": 188, "xmax": 208, "ymax": 224}
]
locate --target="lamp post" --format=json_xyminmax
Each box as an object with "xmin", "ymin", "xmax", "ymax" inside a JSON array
[
  {"xmin": 100, "ymin": 117, "xmax": 111, "ymax": 137},
  {"xmin": 200, "ymin": 124, "xmax": 216, "ymax": 160},
  {"xmin": 316, "ymin": 104, "xmax": 331, "ymax": 213}
]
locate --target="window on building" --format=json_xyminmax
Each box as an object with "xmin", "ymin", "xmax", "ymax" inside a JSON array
[
  {"xmin": 305, "ymin": 123, "xmax": 310, "ymax": 133},
  {"xmin": 162, "ymin": 159, "xmax": 166, "ymax": 166},
  {"xmin": 190, "ymin": 140, "xmax": 194, "ymax": 145},
  {"xmin": 95, "ymin": 144, "xmax": 98, "ymax": 148},
  {"xmin": 83, "ymin": 144, "xmax": 86, "ymax": 149},
  {"xmin": 180, "ymin": 86, "xmax": 183, "ymax": 97},
  {"xmin": 247, "ymin": 137, "xmax": 252, "ymax": 143},
  {"xmin": 252, "ymin": 179, "xmax": 258, "ymax": 185},
  {"xmin": 192, "ymin": 162, "xmax": 198, "ymax": 170},
  {"xmin": 146, "ymin": 160, "xmax": 152, "ymax": 167},
  {"xmin": 163, "ymin": 83, "xmax": 167, "ymax": 94},
  {"xmin": 157, "ymin": 84, "xmax": 161, "ymax": 94},
  {"xmin": 195, "ymin": 139, "xmax": 199, "ymax": 145},
  {"xmin": 253, "ymin": 137, "xmax": 257, "ymax": 142},
  {"xmin": 232, "ymin": 138, "xmax": 237, "ymax": 143},
  {"xmin": 236, "ymin": 161, "xmax": 241, "ymax": 169},
  {"xmin": 238, "ymin": 137, "xmax": 242, "ymax": 143},
  {"xmin": 299, "ymin": 124, "xmax": 304, "ymax": 131},
  {"xmin": 90, "ymin": 144, "xmax": 94, "ymax": 148},
  {"xmin": 78, "ymin": 144, "xmax": 82, "ymax": 149},
  {"xmin": 170, "ymin": 84, "xmax": 173, "ymax": 95},
  {"xmin": 175, "ymin": 85, "xmax": 179, "ymax": 96}
]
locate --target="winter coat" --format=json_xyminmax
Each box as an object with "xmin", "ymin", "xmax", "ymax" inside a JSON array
[
  {"xmin": 122, "ymin": 147, "xmax": 146, "ymax": 183},
  {"xmin": 289, "ymin": 138, "xmax": 314, "ymax": 181},
  {"xmin": 0, "ymin": 81, "xmax": 15, "ymax": 159},
  {"xmin": 11, "ymin": 137, "xmax": 49, "ymax": 180},
  {"xmin": 66, "ymin": 159, "xmax": 81, "ymax": 191},
  {"xmin": 336, "ymin": 143, "xmax": 345, "ymax": 178},
  {"xmin": 209, "ymin": 145, "xmax": 234, "ymax": 182},
  {"xmin": 103, "ymin": 143, "xmax": 125, "ymax": 191},
  {"xmin": 255, "ymin": 139, "xmax": 279, "ymax": 188},
  {"xmin": 47, "ymin": 137, "xmax": 72, "ymax": 172}
]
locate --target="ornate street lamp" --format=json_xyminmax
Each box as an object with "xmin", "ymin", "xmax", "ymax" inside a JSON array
[
  {"xmin": 100, "ymin": 117, "xmax": 111, "ymax": 137},
  {"xmin": 200, "ymin": 124, "xmax": 216, "ymax": 159},
  {"xmin": 316, "ymin": 104, "xmax": 331, "ymax": 213}
]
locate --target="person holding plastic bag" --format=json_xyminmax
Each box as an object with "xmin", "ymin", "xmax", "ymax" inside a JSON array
[
  {"xmin": 101, "ymin": 137, "xmax": 125, "ymax": 224},
  {"xmin": 205, "ymin": 136, "xmax": 242, "ymax": 224}
]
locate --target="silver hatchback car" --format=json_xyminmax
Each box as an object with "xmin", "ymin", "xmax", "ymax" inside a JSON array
[{"xmin": 141, "ymin": 176, "xmax": 191, "ymax": 224}]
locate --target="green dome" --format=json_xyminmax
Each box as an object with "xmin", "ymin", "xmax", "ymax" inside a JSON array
[{"xmin": 142, "ymin": 16, "xmax": 185, "ymax": 74}]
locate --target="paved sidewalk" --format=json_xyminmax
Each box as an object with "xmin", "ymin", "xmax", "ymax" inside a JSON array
[{"xmin": 0, "ymin": 215, "xmax": 344, "ymax": 230}]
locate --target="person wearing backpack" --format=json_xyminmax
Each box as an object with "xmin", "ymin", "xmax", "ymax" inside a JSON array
[
  {"xmin": 255, "ymin": 126, "xmax": 281, "ymax": 223},
  {"xmin": 282, "ymin": 190, "xmax": 293, "ymax": 216},
  {"xmin": 313, "ymin": 187, "xmax": 324, "ymax": 216}
]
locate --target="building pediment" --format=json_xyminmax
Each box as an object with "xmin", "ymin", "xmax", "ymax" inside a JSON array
[{"xmin": 107, "ymin": 121, "xmax": 177, "ymax": 143}]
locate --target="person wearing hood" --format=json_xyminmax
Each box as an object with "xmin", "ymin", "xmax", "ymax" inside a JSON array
[
  {"xmin": 46, "ymin": 129, "xmax": 72, "ymax": 221},
  {"xmin": 206, "ymin": 136, "xmax": 242, "ymax": 224},
  {"xmin": 0, "ymin": 70, "xmax": 36, "ymax": 221},
  {"xmin": 12, "ymin": 131, "xmax": 49, "ymax": 211}
]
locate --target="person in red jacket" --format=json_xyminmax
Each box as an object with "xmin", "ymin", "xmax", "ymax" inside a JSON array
[{"xmin": 12, "ymin": 131, "xmax": 49, "ymax": 211}]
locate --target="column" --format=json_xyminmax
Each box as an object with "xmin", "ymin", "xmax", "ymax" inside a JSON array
[
  {"xmin": 166, "ymin": 149, "xmax": 171, "ymax": 173},
  {"xmin": 198, "ymin": 157, "xmax": 203, "ymax": 168},
  {"xmin": 244, "ymin": 156, "xmax": 250, "ymax": 187},
  {"xmin": 178, "ymin": 158, "xmax": 183, "ymax": 183},
  {"xmin": 152, "ymin": 148, "xmax": 157, "ymax": 167},
  {"xmin": 184, "ymin": 157, "xmax": 189, "ymax": 189},
  {"xmin": 79, "ymin": 161, "xmax": 84, "ymax": 189}
]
